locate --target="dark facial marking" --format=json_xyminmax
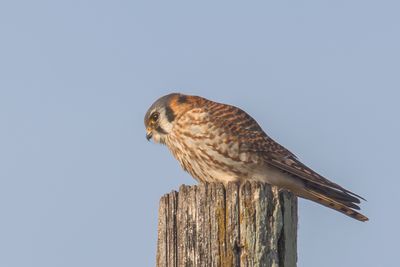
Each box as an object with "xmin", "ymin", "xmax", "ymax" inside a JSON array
[
  {"xmin": 178, "ymin": 95, "xmax": 187, "ymax": 104},
  {"xmin": 156, "ymin": 126, "xmax": 168, "ymax": 134},
  {"xmin": 165, "ymin": 106, "xmax": 176, "ymax": 122}
]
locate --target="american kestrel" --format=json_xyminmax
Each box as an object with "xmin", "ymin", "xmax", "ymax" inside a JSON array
[{"xmin": 144, "ymin": 93, "xmax": 368, "ymax": 221}]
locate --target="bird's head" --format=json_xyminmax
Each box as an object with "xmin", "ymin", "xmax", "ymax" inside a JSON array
[{"xmin": 144, "ymin": 93, "xmax": 192, "ymax": 144}]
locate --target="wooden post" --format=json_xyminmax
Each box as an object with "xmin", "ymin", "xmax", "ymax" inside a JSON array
[{"xmin": 156, "ymin": 182, "xmax": 298, "ymax": 267}]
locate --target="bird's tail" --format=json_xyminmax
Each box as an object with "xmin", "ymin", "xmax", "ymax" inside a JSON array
[{"xmin": 300, "ymin": 182, "xmax": 369, "ymax": 222}]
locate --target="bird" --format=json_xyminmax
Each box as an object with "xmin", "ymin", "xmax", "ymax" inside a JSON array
[{"xmin": 144, "ymin": 93, "xmax": 368, "ymax": 222}]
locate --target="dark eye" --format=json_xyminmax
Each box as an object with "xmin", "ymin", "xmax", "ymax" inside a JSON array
[{"xmin": 151, "ymin": 112, "xmax": 159, "ymax": 122}]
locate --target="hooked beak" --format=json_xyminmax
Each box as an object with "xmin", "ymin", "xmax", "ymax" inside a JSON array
[{"xmin": 146, "ymin": 131, "xmax": 153, "ymax": 141}]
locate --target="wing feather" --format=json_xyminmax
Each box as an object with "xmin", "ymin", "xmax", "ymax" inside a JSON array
[
  {"xmin": 204, "ymin": 99, "xmax": 366, "ymax": 202},
  {"xmin": 265, "ymin": 153, "xmax": 366, "ymax": 201}
]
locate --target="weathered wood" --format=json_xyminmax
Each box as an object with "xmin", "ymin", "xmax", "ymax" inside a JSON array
[{"xmin": 156, "ymin": 182, "xmax": 297, "ymax": 267}]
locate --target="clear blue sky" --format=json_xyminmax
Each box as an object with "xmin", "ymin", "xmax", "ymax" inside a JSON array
[{"xmin": 1, "ymin": 1, "xmax": 399, "ymax": 266}]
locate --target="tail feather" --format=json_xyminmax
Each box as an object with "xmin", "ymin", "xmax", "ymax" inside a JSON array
[
  {"xmin": 304, "ymin": 181, "xmax": 362, "ymax": 209},
  {"xmin": 303, "ymin": 188, "xmax": 368, "ymax": 222}
]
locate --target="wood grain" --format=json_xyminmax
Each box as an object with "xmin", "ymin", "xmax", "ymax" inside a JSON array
[{"xmin": 156, "ymin": 182, "xmax": 297, "ymax": 267}]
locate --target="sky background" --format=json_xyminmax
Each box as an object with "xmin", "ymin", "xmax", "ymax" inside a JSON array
[{"xmin": 1, "ymin": 1, "xmax": 399, "ymax": 266}]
